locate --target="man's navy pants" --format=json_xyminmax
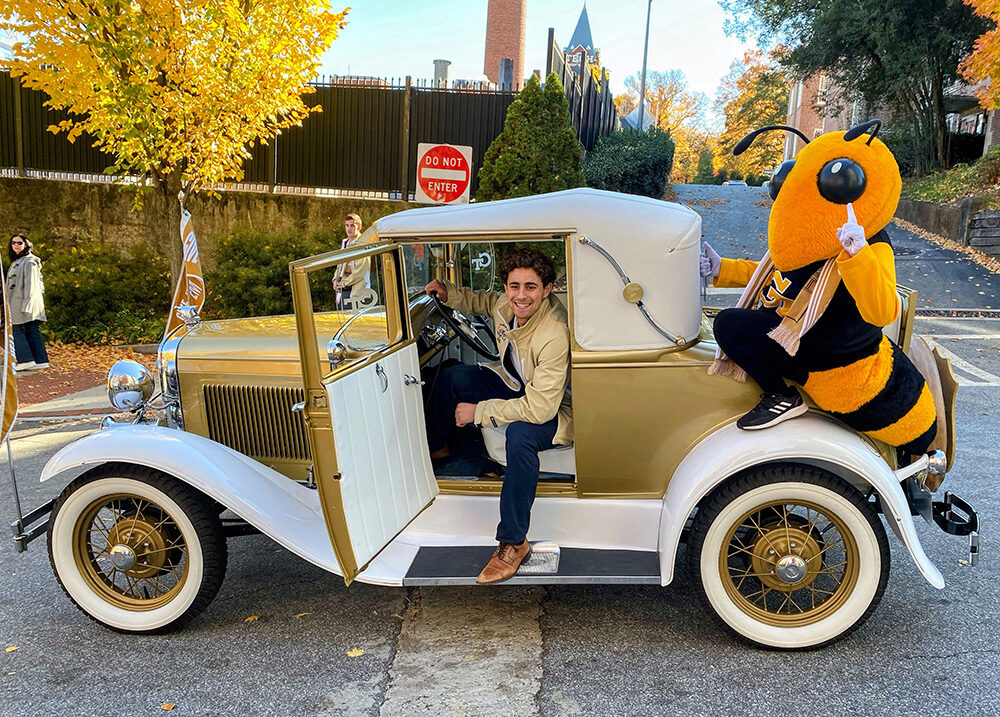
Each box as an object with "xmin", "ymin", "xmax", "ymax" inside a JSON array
[{"xmin": 426, "ymin": 363, "xmax": 557, "ymax": 544}]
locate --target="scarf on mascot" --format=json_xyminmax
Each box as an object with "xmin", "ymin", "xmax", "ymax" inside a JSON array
[{"xmin": 708, "ymin": 252, "xmax": 841, "ymax": 382}]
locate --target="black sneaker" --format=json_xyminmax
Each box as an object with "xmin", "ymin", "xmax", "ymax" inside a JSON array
[{"xmin": 737, "ymin": 391, "xmax": 807, "ymax": 430}]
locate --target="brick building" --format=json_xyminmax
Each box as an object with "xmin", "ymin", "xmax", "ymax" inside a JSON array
[
  {"xmin": 483, "ymin": 0, "xmax": 526, "ymax": 89},
  {"xmin": 783, "ymin": 73, "xmax": 859, "ymax": 160}
]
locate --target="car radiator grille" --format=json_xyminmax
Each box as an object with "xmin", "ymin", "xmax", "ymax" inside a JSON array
[{"xmin": 203, "ymin": 384, "xmax": 311, "ymax": 462}]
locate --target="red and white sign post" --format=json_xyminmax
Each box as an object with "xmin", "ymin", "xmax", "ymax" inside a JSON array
[{"xmin": 415, "ymin": 143, "xmax": 473, "ymax": 204}]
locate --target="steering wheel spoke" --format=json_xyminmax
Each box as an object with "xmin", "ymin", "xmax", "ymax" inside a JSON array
[{"xmin": 429, "ymin": 292, "xmax": 500, "ymax": 361}]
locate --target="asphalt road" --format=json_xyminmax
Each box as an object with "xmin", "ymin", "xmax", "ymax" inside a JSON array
[{"xmin": 2, "ymin": 187, "xmax": 999, "ymax": 716}]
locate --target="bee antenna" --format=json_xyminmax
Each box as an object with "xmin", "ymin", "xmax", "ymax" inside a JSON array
[
  {"xmin": 844, "ymin": 119, "xmax": 882, "ymax": 145},
  {"xmin": 733, "ymin": 125, "xmax": 810, "ymax": 156}
]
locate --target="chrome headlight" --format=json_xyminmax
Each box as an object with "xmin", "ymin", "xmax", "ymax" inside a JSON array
[
  {"xmin": 107, "ymin": 361, "xmax": 154, "ymax": 411},
  {"xmin": 159, "ymin": 333, "xmax": 184, "ymax": 429}
]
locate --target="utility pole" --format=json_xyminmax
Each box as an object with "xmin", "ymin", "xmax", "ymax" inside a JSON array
[{"xmin": 638, "ymin": 0, "xmax": 652, "ymax": 130}]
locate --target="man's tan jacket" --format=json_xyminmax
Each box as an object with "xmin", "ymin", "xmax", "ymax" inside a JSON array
[
  {"xmin": 334, "ymin": 237, "xmax": 371, "ymax": 288},
  {"xmin": 442, "ymin": 281, "xmax": 573, "ymax": 446}
]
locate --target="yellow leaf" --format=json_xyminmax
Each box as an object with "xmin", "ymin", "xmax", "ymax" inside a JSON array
[
  {"xmin": 345, "ymin": 648, "xmax": 364, "ymax": 658},
  {"xmin": 292, "ymin": 612, "xmax": 312, "ymax": 619},
  {"xmin": 5, "ymin": 646, "xmax": 17, "ymax": 653},
  {"xmin": 161, "ymin": 703, "xmax": 177, "ymax": 711},
  {"xmin": 244, "ymin": 615, "xmax": 259, "ymax": 623}
]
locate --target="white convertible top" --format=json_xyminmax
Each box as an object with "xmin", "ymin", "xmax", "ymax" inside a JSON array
[{"xmin": 377, "ymin": 188, "xmax": 703, "ymax": 351}]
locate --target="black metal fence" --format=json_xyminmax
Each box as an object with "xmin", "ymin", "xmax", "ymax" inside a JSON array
[
  {"xmin": 546, "ymin": 29, "xmax": 621, "ymax": 152},
  {"xmin": 1, "ymin": 33, "xmax": 619, "ymax": 197}
]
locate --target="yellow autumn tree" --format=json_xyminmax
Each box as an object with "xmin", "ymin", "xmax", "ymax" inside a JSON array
[
  {"xmin": 961, "ymin": 0, "xmax": 1000, "ymax": 108},
  {"xmin": 1, "ymin": 0, "xmax": 347, "ymax": 277},
  {"xmin": 715, "ymin": 50, "xmax": 789, "ymax": 178},
  {"xmin": 623, "ymin": 70, "xmax": 709, "ymax": 182}
]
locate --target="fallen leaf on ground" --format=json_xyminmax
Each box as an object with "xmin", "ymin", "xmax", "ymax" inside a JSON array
[
  {"xmin": 292, "ymin": 612, "xmax": 312, "ymax": 619},
  {"xmin": 161, "ymin": 703, "xmax": 177, "ymax": 711},
  {"xmin": 5, "ymin": 646, "xmax": 16, "ymax": 653},
  {"xmin": 244, "ymin": 615, "xmax": 259, "ymax": 623},
  {"xmin": 346, "ymin": 648, "xmax": 364, "ymax": 658}
]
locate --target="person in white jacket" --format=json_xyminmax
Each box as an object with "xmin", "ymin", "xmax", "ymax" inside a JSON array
[{"xmin": 6, "ymin": 234, "xmax": 49, "ymax": 372}]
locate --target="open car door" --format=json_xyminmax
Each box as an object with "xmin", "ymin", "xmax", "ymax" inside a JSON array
[{"xmin": 290, "ymin": 241, "xmax": 437, "ymax": 583}]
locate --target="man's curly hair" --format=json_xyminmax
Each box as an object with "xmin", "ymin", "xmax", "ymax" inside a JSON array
[{"xmin": 499, "ymin": 248, "xmax": 556, "ymax": 287}]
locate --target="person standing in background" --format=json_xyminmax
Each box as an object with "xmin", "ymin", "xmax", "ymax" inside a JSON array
[
  {"xmin": 332, "ymin": 213, "xmax": 371, "ymax": 310},
  {"xmin": 7, "ymin": 234, "xmax": 49, "ymax": 372}
]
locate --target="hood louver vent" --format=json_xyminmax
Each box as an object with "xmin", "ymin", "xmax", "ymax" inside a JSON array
[{"xmin": 204, "ymin": 385, "xmax": 311, "ymax": 462}]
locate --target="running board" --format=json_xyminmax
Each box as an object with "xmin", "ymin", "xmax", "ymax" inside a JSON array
[{"xmin": 403, "ymin": 546, "xmax": 661, "ymax": 586}]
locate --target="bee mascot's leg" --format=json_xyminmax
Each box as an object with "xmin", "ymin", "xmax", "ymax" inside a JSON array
[{"xmin": 714, "ymin": 308, "xmax": 810, "ymax": 429}]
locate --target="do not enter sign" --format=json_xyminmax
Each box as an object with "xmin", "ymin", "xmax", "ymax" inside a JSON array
[{"xmin": 415, "ymin": 143, "xmax": 473, "ymax": 204}]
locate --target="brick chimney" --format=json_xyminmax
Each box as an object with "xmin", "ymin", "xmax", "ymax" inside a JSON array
[{"xmin": 484, "ymin": 0, "xmax": 526, "ymax": 88}]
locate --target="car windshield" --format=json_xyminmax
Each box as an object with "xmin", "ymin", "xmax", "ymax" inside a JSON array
[{"xmin": 402, "ymin": 241, "xmax": 567, "ymax": 296}]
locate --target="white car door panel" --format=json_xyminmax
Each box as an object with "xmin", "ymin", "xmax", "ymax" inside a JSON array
[{"xmin": 327, "ymin": 343, "xmax": 438, "ymax": 570}]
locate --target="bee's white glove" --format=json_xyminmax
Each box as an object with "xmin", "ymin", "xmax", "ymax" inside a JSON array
[
  {"xmin": 836, "ymin": 202, "xmax": 867, "ymax": 257},
  {"xmin": 700, "ymin": 242, "xmax": 721, "ymax": 279}
]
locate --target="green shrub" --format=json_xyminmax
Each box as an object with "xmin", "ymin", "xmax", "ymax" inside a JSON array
[
  {"xmin": 41, "ymin": 240, "xmax": 170, "ymax": 344},
  {"xmin": 692, "ymin": 149, "xmax": 715, "ymax": 184},
  {"xmin": 584, "ymin": 127, "xmax": 675, "ymax": 198},
  {"xmin": 902, "ymin": 145, "xmax": 1000, "ymax": 203},
  {"xmin": 476, "ymin": 73, "xmax": 586, "ymax": 201},
  {"xmin": 206, "ymin": 227, "xmax": 339, "ymax": 318}
]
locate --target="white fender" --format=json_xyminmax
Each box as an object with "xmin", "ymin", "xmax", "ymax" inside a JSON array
[
  {"xmin": 40, "ymin": 424, "xmax": 340, "ymax": 575},
  {"xmin": 658, "ymin": 415, "xmax": 944, "ymax": 589}
]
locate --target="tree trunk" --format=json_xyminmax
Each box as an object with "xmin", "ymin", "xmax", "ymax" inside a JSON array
[
  {"xmin": 932, "ymin": 71, "xmax": 948, "ymax": 171},
  {"xmin": 153, "ymin": 174, "xmax": 185, "ymax": 289}
]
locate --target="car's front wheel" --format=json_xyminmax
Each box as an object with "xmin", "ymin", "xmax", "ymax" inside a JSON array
[
  {"xmin": 48, "ymin": 463, "xmax": 227, "ymax": 633},
  {"xmin": 687, "ymin": 464, "xmax": 890, "ymax": 649}
]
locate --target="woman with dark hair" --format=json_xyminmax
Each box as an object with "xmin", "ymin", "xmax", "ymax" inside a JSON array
[{"xmin": 7, "ymin": 234, "xmax": 49, "ymax": 371}]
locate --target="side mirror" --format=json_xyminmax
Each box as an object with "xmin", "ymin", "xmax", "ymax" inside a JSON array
[{"xmin": 327, "ymin": 339, "xmax": 348, "ymax": 371}]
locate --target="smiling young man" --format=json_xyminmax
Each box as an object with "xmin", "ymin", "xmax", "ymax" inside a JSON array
[{"xmin": 423, "ymin": 248, "xmax": 573, "ymax": 584}]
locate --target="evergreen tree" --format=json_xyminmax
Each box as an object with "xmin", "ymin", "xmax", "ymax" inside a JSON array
[
  {"xmin": 693, "ymin": 149, "xmax": 716, "ymax": 184},
  {"xmin": 476, "ymin": 73, "xmax": 585, "ymax": 201}
]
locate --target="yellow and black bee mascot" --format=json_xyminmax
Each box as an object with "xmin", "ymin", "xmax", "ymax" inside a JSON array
[{"xmin": 702, "ymin": 119, "xmax": 936, "ymax": 455}]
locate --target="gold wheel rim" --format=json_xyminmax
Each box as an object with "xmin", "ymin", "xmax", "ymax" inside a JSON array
[
  {"xmin": 718, "ymin": 499, "xmax": 860, "ymax": 627},
  {"xmin": 72, "ymin": 493, "xmax": 190, "ymax": 611}
]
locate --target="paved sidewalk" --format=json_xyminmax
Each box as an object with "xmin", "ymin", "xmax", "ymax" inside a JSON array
[{"xmin": 17, "ymin": 385, "xmax": 111, "ymax": 420}]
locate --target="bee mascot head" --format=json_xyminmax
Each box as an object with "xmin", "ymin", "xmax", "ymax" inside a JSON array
[{"xmin": 735, "ymin": 120, "xmax": 901, "ymax": 271}]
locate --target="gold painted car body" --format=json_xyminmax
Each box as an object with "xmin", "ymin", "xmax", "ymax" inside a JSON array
[{"xmin": 170, "ymin": 230, "xmax": 949, "ymax": 500}]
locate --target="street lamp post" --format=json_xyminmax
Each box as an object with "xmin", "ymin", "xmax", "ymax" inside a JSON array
[{"xmin": 638, "ymin": 0, "xmax": 652, "ymax": 130}]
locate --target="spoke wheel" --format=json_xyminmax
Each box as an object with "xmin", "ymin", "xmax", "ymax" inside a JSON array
[
  {"xmin": 74, "ymin": 494, "xmax": 190, "ymax": 611},
  {"xmin": 688, "ymin": 464, "xmax": 889, "ymax": 650},
  {"xmin": 720, "ymin": 499, "xmax": 859, "ymax": 627},
  {"xmin": 49, "ymin": 464, "xmax": 227, "ymax": 633}
]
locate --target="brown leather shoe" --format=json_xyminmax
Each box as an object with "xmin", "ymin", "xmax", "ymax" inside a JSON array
[{"xmin": 476, "ymin": 541, "xmax": 530, "ymax": 584}]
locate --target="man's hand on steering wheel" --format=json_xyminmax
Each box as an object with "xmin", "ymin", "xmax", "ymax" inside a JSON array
[
  {"xmin": 424, "ymin": 280, "xmax": 500, "ymax": 361},
  {"xmin": 425, "ymin": 280, "xmax": 448, "ymax": 302}
]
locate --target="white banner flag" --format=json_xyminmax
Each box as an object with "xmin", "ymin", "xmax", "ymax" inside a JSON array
[{"xmin": 163, "ymin": 207, "xmax": 205, "ymax": 340}]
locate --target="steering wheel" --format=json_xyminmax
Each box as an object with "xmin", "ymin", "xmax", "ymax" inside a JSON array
[{"xmin": 429, "ymin": 291, "xmax": 501, "ymax": 361}]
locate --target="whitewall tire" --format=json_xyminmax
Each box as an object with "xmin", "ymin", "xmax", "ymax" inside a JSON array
[
  {"xmin": 687, "ymin": 464, "xmax": 890, "ymax": 649},
  {"xmin": 48, "ymin": 463, "xmax": 227, "ymax": 633}
]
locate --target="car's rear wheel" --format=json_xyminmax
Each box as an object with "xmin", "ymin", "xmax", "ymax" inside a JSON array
[
  {"xmin": 687, "ymin": 464, "xmax": 890, "ymax": 649},
  {"xmin": 48, "ymin": 463, "xmax": 227, "ymax": 633}
]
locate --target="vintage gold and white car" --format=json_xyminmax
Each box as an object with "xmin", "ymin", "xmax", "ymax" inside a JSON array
[{"xmin": 12, "ymin": 189, "xmax": 980, "ymax": 649}]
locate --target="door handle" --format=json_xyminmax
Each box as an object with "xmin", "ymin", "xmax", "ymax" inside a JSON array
[
  {"xmin": 376, "ymin": 364, "xmax": 388, "ymax": 393},
  {"xmin": 291, "ymin": 401, "xmax": 305, "ymax": 414},
  {"xmin": 403, "ymin": 374, "xmax": 425, "ymax": 387}
]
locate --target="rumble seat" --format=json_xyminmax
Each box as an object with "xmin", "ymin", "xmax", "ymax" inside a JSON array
[{"xmin": 481, "ymin": 425, "xmax": 576, "ymax": 476}]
